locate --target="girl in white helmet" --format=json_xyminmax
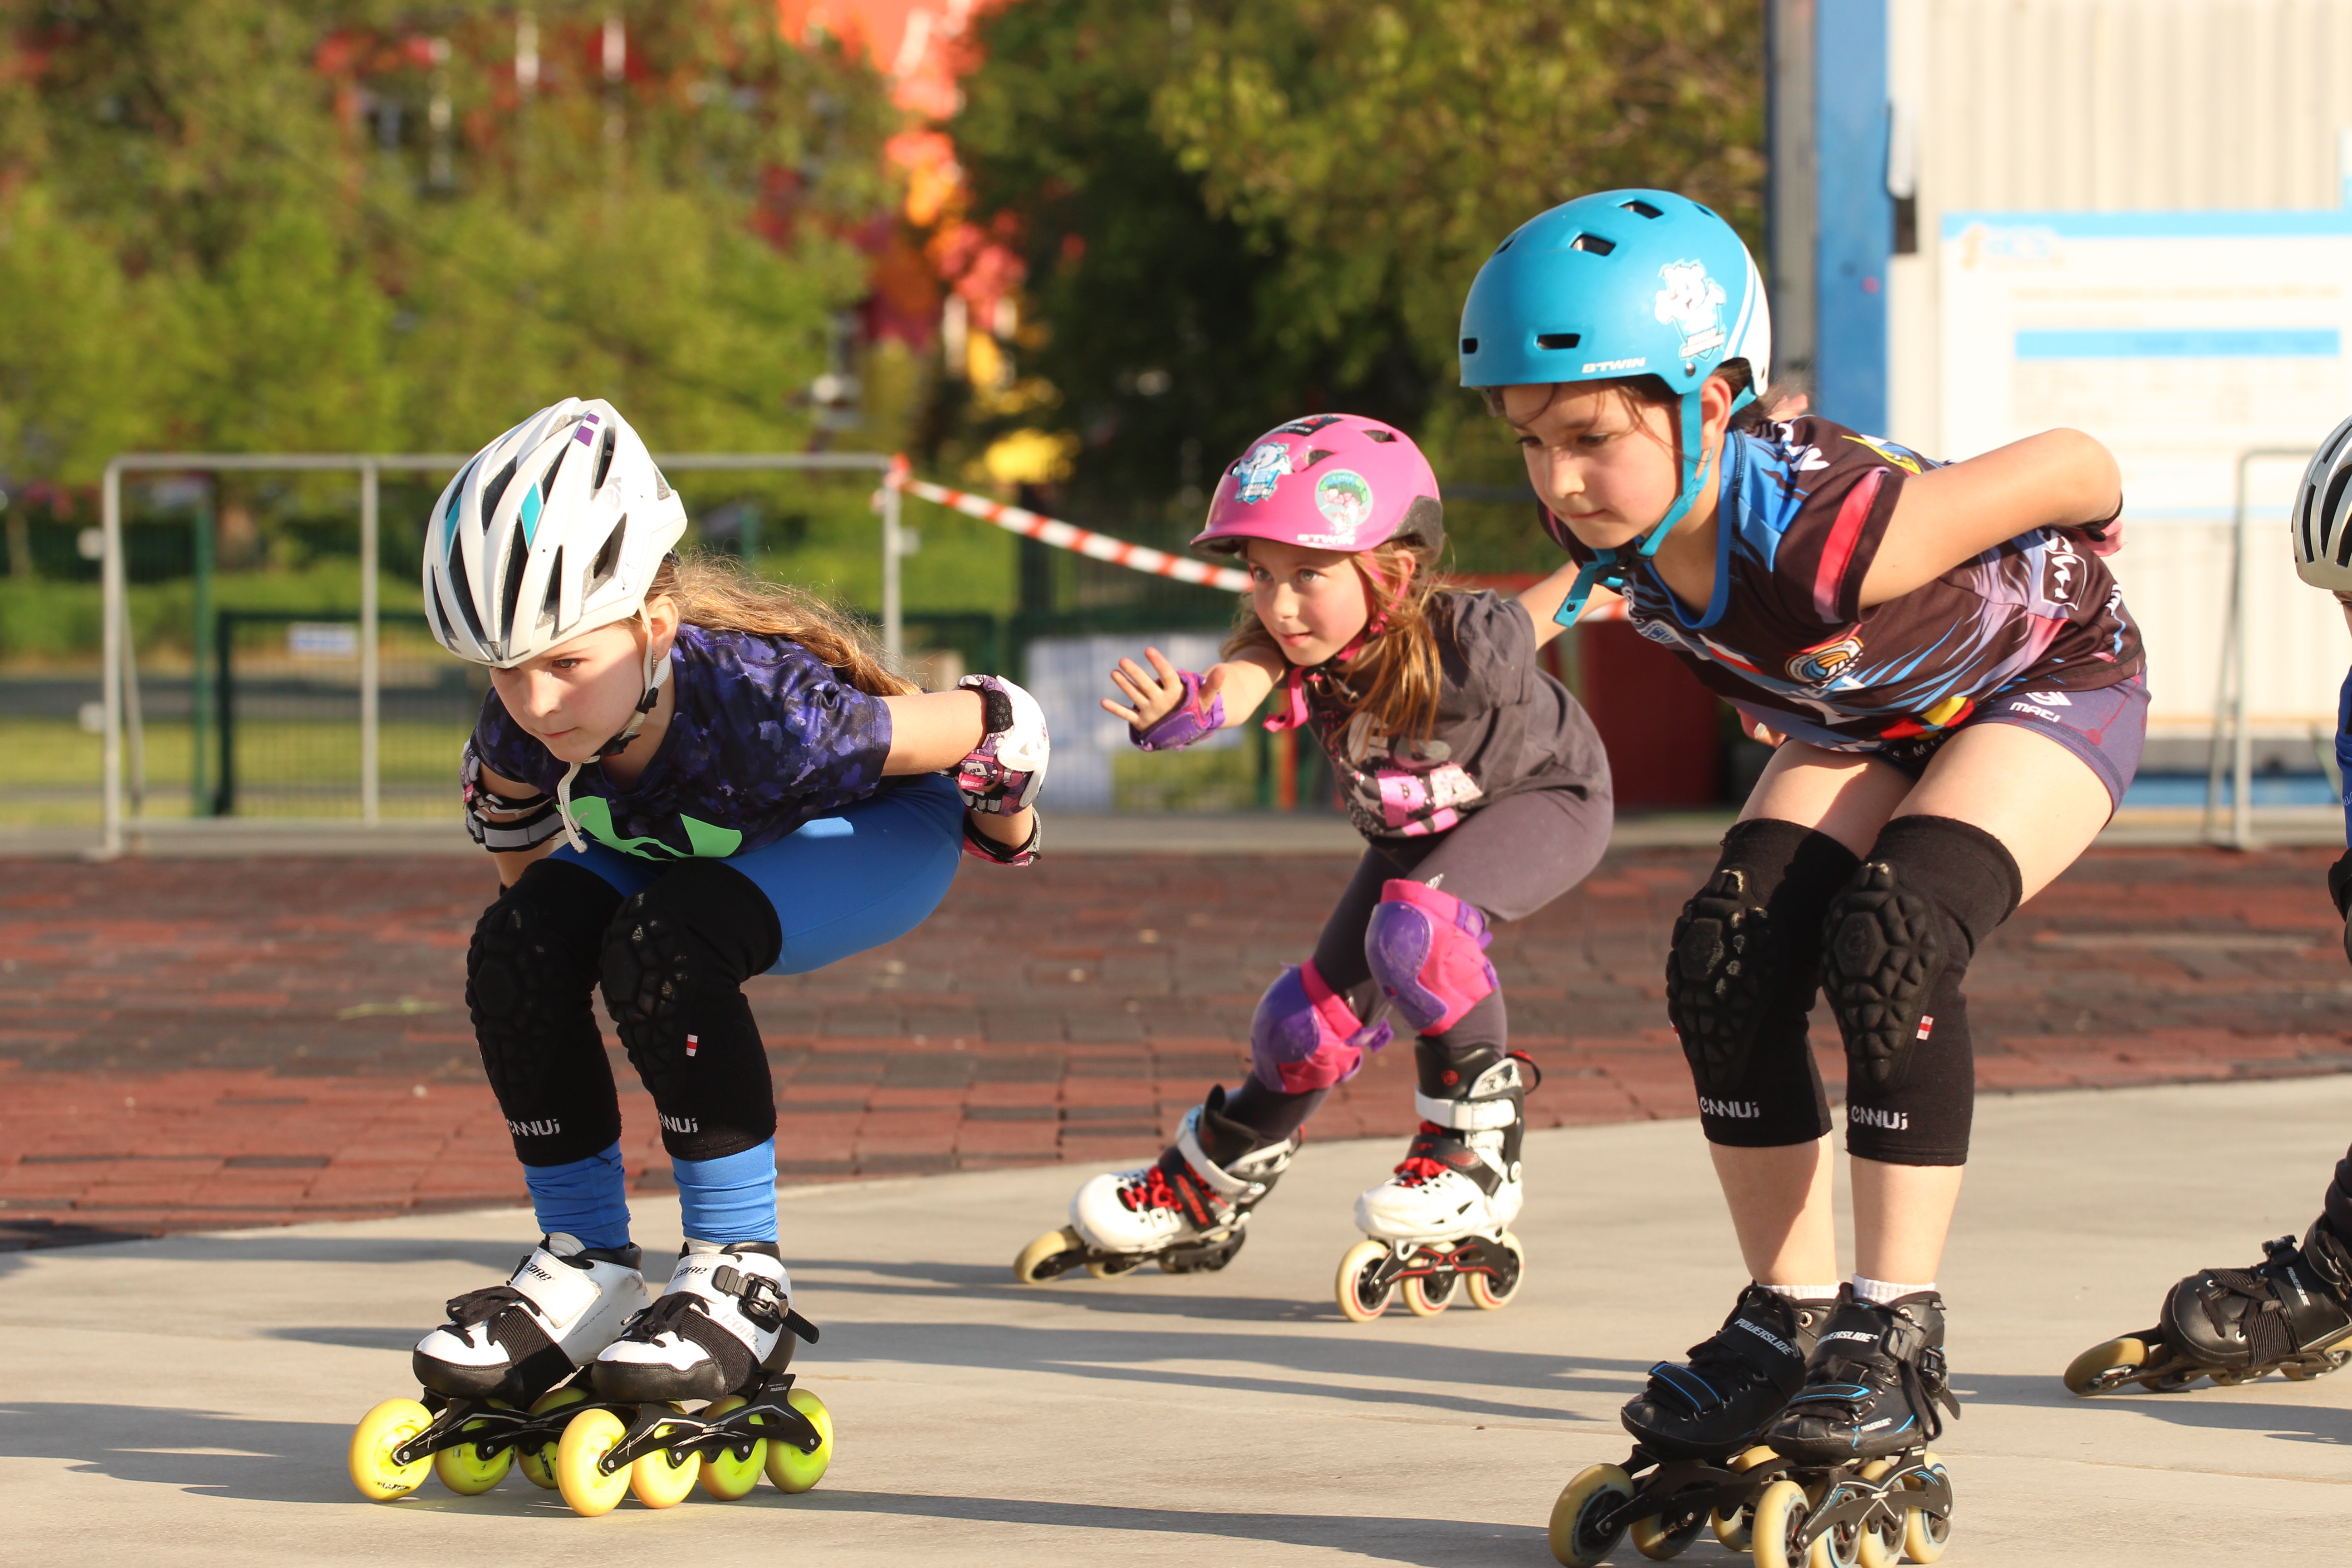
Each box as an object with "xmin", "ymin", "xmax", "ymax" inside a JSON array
[{"xmin": 400, "ymin": 400, "xmax": 1047, "ymax": 1440}]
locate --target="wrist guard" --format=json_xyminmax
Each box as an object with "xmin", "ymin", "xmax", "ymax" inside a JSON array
[
  {"xmin": 1130, "ymin": 670, "xmax": 1225, "ymax": 751},
  {"xmin": 2330, "ymin": 848, "xmax": 2352, "ymax": 921},
  {"xmin": 461, "ymin": 750, "xmax": 566, "ymax": 853},
  {"xmin": 2073, "ymin": 494, "xmax": 2124, "ymax": 557},
  {"xmin": 954, "ymin": 673, "xmax": 1049, "ymax": 814},
  {"xmin": 962, "ymin": 810, "xmax": 1040, "ymax": 867}
]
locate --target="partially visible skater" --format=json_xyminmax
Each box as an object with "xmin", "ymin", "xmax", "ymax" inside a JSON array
[
  {"xmin": 1455, "ymin": 191, "xmax": 2144, "ymax": 1568},
  {"xmin": 348, "ymin": 398, "xmax": 1048, "ymax": 1516},
  {"xmin": 1011, "ymin": 413, "xmax": 1615, "ymax": 1322},
  {"xmin": 2063, "ymin": 414, "xmax": 2352, "ymax": 1401}
]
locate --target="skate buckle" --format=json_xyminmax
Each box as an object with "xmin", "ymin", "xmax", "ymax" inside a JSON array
[{"xmin": 714, "ymin": 1264, "xmax": 788, "ymax": 1331}]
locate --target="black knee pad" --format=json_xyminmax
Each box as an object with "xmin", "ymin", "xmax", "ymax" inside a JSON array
[
  {"xmin": 600, "ymin": 859, "xmax": 785, "ymax": 1162},
  {"xmin": 1668, "ymin": 818, "xmax": 1858, "ymax": 1147},
  {"xmin": 1822, "ymin": 815, "xmax": 2022, "ymax": 1166},
  {"xmin": 466, "ymin": 858, "xmax": 626, "ymax": 1165}
]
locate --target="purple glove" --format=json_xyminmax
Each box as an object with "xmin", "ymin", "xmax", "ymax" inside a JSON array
[{"xmin": 1130, "ymin": 670, "xmax": 1225, "ymax": 751}]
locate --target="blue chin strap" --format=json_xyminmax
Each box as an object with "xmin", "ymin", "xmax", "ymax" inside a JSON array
[{"xmin": 1553, "ymin": 385, "xmax": 1752, "ymax": 628}]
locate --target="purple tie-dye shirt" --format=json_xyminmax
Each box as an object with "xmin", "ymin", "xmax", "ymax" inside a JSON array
[{"xmin": 465, "ymin": 623, "xmax": 896, "ymax": 859}]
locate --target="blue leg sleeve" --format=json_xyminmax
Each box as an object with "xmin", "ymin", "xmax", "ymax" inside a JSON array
[
  {"xmin": 523, "ymin": 1141, "xmax": 632, "ymax": 1250},
  {"xmin": 674, "ymin": 1139, "xmax": 780, "ymax": 1244}
]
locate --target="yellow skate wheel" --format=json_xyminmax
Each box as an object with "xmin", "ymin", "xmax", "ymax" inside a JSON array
[
  {"xmin": 348, "ymin": 1397, "xmax": 434, "ymax": 1502},
  {"xmin": 516, "ymin": 1386, "xmax": 588, "ymax": 1490},
  {"xmin": 1402, "ymin": 1264, "xmax": 1456, "ymax": 1318},
  {"xmin": 432, "ymin": 1404, "xmax": 514, "ymax": 1495},
  {"xmin": 1901, "ymin": 1451, "xmax": 1953, "ymax": 1563},
  {"xmin": 1014, "ymin": 1226, "xmax": 1084, "ymax": 1284},
  {"xmin": 1467, "ymin": 1232, "xmax": 1524, "ymax": 1310},
  {"xmin": 1336, "ymin": 1240, "xmax": 1394, "ymax": 1323},
  {"xmin": 2063, "ymin": 1335, "xmax": 2151, "ymax": 1396},
  {"xmin": 1710, "ymin": 1445, "xmax": 1780, "ymax": 1550},
  {"xmin": 1749, "ymin": 1478, "xmax": 1818, "ymax": 1568},
  {"xmin": 629, "ymin": 1409, "xmax": 702, "ymax": 1509},
  {"xmin": 1548, "ymin": 1462, "xmax": 1633, "ymax": 1567},
  {"xmin": 554, "ymin": 1408, "xmax": 632, "ymax": 1517},
  {"xmin": 1628, "ymin": 1483, "xmax": 1708, "ymax": 1559},
  {"xmin": 763, "ymin": 1387, "xmax": 835, "ymax": 1494},
  {"xmin": 698, "ymin": 1395, "xmax": 766, "ymax": 1500}
]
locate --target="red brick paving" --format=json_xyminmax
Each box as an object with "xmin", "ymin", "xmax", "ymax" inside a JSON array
[{"xmin": 4, "ymin": 845, "xmax": 2350, "ymax": 1247}]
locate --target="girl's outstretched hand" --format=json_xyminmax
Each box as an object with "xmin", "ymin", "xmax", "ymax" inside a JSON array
[{"xmin": 1102, "ymin": 646, "xmax": 1191, "ymax": 728}]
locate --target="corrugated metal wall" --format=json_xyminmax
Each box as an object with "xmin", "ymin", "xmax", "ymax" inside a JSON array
[{"xmin": 1889, "ymin": 0, "xmax": 2352, "ymax": 736}]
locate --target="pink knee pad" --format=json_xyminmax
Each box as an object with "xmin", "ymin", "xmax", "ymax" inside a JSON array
[
  {"xmin": 1249, "ymin": 960, "xmax": 1394, "ymax": 1094},
  {"xmin": 1364, "ymin": 879, "xmax": 1498, "ymax": 1037}
]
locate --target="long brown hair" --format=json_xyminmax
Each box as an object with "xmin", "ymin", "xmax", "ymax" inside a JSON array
[
  {"xmin": 1223, "ymin": 539, "xmax": 1455, "ymax": 748},
  {"xmin": 644, "ymin": 553, "xmax": 916, "ymax": 698}
]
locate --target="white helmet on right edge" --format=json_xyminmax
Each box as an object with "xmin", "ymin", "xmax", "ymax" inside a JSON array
[
  {"xmin": 424, "ymin": 397, "xmax": 688, "ymax": 666},
  {"xmin": 2293, "ymin": 413, "xmax": 2352, "ymax": 591}
]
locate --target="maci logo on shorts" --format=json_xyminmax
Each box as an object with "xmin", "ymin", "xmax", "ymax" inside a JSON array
[
  {"xmin": 2008, "ymin": 701, "xmax": 2063, "ymax": 723},
  {"xmin": 1786, "ymin": 633, "xmax": 1864, "ymax": 688}
]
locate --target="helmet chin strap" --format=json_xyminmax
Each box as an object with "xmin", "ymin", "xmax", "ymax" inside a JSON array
[
  {"xmin": 553, "ymin": 624, "xmax": 673, "ymax": 853},
  {"xmin": 1553, "ymin": 384, "xmax": 1752, "ymax": 629}
]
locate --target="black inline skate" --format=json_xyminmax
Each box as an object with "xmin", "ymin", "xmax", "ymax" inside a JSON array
[
  {"xmin": 2064, "ymin": 1217, "xmax": 2352, "ymax": 1396},
  {"xmin": 1737, "ymin": 1289, "xmax": 1960, "ymax": 1568},
  {"xmin": 1548, "ymin": 1284, "xmax": 1828, "ymax": 1566}
]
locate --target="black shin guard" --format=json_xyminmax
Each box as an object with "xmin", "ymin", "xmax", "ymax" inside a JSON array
[
  {"xmin": 1668, "ymin": 818, "xmax": 1858, "ymax": 1148},
  {"xmin": 1822, "ymin": 815, "xmax": 2022, "ymax": 1166},
  {"xmin": 467, "ymin": 858, "xmax": 626, "ymax": 1166},
  {"xmin": 599, "ymin": 860, "xmax": 785, "ymax": 1162}
]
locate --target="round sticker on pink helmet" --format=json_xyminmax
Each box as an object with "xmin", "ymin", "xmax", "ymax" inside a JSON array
[{"xmin": 1313, "ymin": 469, "xmax": 1373, "ymax": 537}]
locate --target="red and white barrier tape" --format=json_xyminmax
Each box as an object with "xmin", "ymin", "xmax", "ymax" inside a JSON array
[
  {"xmin": 883, "ymin": 456, "xmax": 1628, "ymax": 620},
  {"xmin": 887, "ymin": 457, "xmax": 1250, "ymax": 593}
]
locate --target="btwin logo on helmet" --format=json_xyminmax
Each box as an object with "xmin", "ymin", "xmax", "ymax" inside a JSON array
[
  {"xmin": 1582, "ymin": 357, "xmax": 1648, "ymax": 375},
  {"xmin": 1654, "ymin": 260, "xmax": 1728, "ymax": 359},
  {"xmin": 1234, "ymin": 443, "xmax": 1294, "ymax": 505},
  {"xmin": 1787, "ymin": 634, "xmax": 1864, "ymax": 688}
]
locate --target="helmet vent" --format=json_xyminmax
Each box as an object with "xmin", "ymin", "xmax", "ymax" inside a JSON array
[
  {"xmin": 1620, "ymin": 199, "xmax": 1664, "ymax": 219},
  {"xmin": 2327, "ymin": 467, "xmax": 2352, "ymax": 566},
  {"xmin": 1536, "ymin": 333, "xmax": 1581, "ymax": 351},
  {"xmin": 1568, "ymin": 233, "xmax": 1616, "ymax": 255},
  {"xmin": 446, "ymin": 540, "xmax": 489, "ymax": 648},
  {"xmin": 498, "ymin": 529, "xmax": 529, "ymax": 633},
  {"xmin": 588, "ymin": 514, "xmax": 627, "ymax": 592},
  {"xmin": 1302, "ymin": 448, "xmax": 1336, "ymax": 468},
  {"xmin": 1460, "ymin": 337, "xmax": 1478, "ymax": 353},
  {"xmin": 593, "ymin": 426, "xmax": 617, "ymax": 491},
  {"xmin": 1494, "ymin": 236, "xmax": 1515, "ymax": 254},
  {"xmin": 540, "ymin": 547, "xmax": 565, "ymax": 631},
  {"xmin": 480, "ymin": 457, "xmax": 520, "ymax": 528},
  {"xmin": 1363, "ymin": 429, "xmax": 1397, "ymax": 443}
]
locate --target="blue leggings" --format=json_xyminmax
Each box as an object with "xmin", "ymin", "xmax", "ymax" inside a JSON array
[{"xmin": 507, "ymin": 774, "xmax": 963, "ymax": 1247}]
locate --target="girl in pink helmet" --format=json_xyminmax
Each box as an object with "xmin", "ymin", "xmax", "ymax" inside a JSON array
[{"xmin": 1012, "ymin": 413, "xmax": 1616, "ymax": 1320}]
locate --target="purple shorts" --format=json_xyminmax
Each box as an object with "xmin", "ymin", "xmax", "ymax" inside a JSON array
[{"xmin": 1873, "ymin": 673, "xmax": 2148, "ymax": 809}]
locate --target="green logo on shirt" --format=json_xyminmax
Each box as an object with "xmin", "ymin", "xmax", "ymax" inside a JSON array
[{"xmin": 567, "ymin": 796, "xmax": 744, "ymax": 860}]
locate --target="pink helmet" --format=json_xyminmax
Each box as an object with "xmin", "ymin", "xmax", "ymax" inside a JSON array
[{"xmin": 1191, "ymin": 414, "xmax": 1444, "ymax": 558}]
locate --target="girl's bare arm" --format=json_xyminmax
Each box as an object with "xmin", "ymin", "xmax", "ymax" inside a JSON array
[{"xmin": 1859, "ymin": 429, "xmax": 2121, "ymax": 608}]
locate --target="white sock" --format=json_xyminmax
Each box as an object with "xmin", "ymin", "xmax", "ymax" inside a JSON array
[
  {"xmin": 1852, "ymin": 1274, "xmax": 1935, "ymax": 1305},
  {"xmin": 1759, "ymin": 1282, "xmax": 1841, "ymax": 1302}
]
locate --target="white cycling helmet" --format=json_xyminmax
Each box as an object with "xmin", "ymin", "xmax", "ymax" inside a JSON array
[
  {"xmin": 424, "ymin": 397, "xmax": 687, "ymax": 666},
  {"xmin": 2293, "ymin": 412, "xmax": 2352, "ymax": 592}
]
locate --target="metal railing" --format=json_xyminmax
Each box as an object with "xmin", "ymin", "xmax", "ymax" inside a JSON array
[
  {"xmin": 2204, "ymin": 445, "xmax": 2319, "ymax": 850},
  {"xmin": 97, "ymin": 450, "xmax": 902, "ymax": 859}
]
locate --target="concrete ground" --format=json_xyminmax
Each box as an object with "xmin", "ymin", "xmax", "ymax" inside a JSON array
[{"xmin": 5, "ymin": 1074, "xmax": 2351, "ymax": 1567}]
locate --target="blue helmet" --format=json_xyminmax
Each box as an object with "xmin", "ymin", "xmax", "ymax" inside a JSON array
[{"xmin": 1458, "ymin": 189, "xmax": 1772, "ymax": 624}]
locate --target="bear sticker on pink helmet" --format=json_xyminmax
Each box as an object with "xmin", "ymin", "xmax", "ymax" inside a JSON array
[{"xmin": 1235, "ymin": 443, "xmax": 1294, "ymax": 504}]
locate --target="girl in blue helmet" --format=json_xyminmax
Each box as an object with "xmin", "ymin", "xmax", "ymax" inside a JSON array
[{"xmin": 1460, "ymin": 191, "xmax": 2143, "ymax": 1544}]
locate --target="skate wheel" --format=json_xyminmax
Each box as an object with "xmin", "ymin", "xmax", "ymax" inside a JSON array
[
  {"xmin": 1710, "ymin": 1445, "xmax": 1780, "ymax": 1550},
  {"xmin": 1749, "ymin": 1478, "xmax": 1816, "ymax": 1568},
  {"xmin": 1548, "ymin": 1462, "xmax": 1633, "ymax": 1567},
  {"xmin": 1851, "ymin": 1460, "xmax": 1905, "ymax": 1568},
  {"xmin": 1900, "ymin": 1452, "xmax": 1952, "ymax": 1563},
  {"xmin": 554, "ymin": 1408, "xmax": 632, "ymax": 1517},
  {"xmin": 629, "ymin": 1409, "xmax": 702, "ymax": 1509},
  {"xmin": 1466, "ymin": 1231, "xmax": 1524, "ymax": 1310},
  {"xmin": 431, "ymin": 1406, "xmax": 514, "ymax": 1495},
  {"xmin": 2062, "ymin": 1334, "xmax": 2152, "ymax": 1396},
  {"xmin": 698, "ymin": 1395, "xmax": 765, "ymax": 1500},
  {"xmin": 764, "ymin": 1387, "xmax": 835, "ymax": 1494},
  {"xmin": 1014, "ymin": 1226, "xmax": 1087, "ymax": 1284},
  {"xmin": 516, "ymin": 1386, "xmax": 588, "ymax": 1490},
  {"xmin": 1336, "ymin": 1240, "xmax": 1394, "ymax": 1323},
  {"xmin": 347, "ymin": 1397, "xmax": 434, "ymax": 1502},
  {"xmin": 1402, "ymin": 1264, "xmax": 1456, "ymax": 1318},
  {"xmin": 1629, "ymin": 1483, "xmax": 1708, "ymax": 1559}
]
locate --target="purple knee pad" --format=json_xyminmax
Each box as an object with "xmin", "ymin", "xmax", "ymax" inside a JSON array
[
  {"xmin": 1250, "ymin": 959, "xmax": 1394, "ymax": 1094},
  {"xmin": 1364, "ymin": 879, "xmax": 1498, "ymax": 1037}
]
